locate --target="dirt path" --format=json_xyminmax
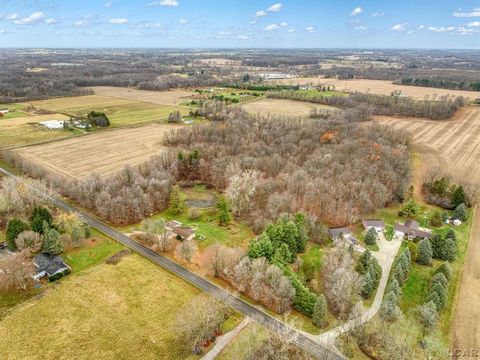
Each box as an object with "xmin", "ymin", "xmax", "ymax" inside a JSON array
[{"xmin": 202, "ymin": 318, "xmax": 251, "ymax": 360}]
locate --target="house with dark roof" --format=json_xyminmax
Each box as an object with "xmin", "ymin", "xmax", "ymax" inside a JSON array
[
  {"xmin": 362, "ymin": 219, "xmax": 385, "ymax": 233},
  {"xmin": 327, "ymin": 227, "xmax": 358, "ymax": 245},
  {"xmin": 394, "ymin": 221, "xmax": 432, "ymax": 240},
  {"xmin": 165, "ymin": 220, "xmax": 195, "ymax": 241},
  {"xmin": 32, "ymin": 253, "xmax": 71, "ymax": 280}
]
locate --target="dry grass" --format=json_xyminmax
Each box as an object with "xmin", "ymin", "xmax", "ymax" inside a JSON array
[
  {"xmin": 13, "ymin": 123, "xmax": 182, "ymax": 179},
  {"xmin": 0, "ymin": 254, "xmax": 199, "ymax": 360},
  {"xmin": 91, "ymin": 86, "xmax": 196, "ymax": 106},
  {"xmin": 241, "ymin": 98, "xmax": 334, "ymax": 117},
  {"xmin": 268, "ymin": 78, "xmax": 480, "ymax": 100},
  {"xmin": 0, "ymin": 113, "xmax": 76, "ymax": 148}
]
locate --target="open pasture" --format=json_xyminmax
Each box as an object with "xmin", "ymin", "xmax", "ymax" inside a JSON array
[
  {"xmin": 241, "ymin": 98, "xmax": 335, "ymax": 117},
  {"xmin": 268, "ymin": 78, "xmax": 480, "ymax": 100},
  {"xmin": 0, "ymin": 254, "xmax": 199, "ymax": 360},
  {"xmin": 91, "ymin": 86, "xmax": 195, "ymax": 106},
  {"xmin": 13, "ymin": 123, "xmax": 181, "ymax": 179},
  {"xmin": 24, "ymin": 95, "xmax": 188, "ymax": 127}
]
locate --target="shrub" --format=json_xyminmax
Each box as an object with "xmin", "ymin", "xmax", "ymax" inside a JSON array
[{"xmin": 429, "ymin": 211, "xmax": 443, "ymax": 227}]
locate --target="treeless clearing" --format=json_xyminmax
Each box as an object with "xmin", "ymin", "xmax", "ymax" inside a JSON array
[
  {"xmin": 241, "ymin": 98, "xmax": 335, "ymax": 117},
  {"xmin": 0, "ymin": 113, "xmax": 75, "ymax": 148},
  {"xmin": 268, "ymin": 78, "xmax": 480, "ymax": 100},
  {"xmin": 13, "ymin": 123, "xmax": 181, "ymax": 179},
  {"xmin": 376, "ymin": 105, "xmax": 480, "ymax": 350},
  {"xmin": 90, "ymin": 86, "xmax": 196, "ymax": 106},
  {"xmin": 0, "ymin": 254, "xmax": 199, "ymax": 359}
]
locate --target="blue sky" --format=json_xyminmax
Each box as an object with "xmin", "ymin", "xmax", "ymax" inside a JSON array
[{"xmin": 0, "ymin": 0, "xmax": 479, "ymax": 48}]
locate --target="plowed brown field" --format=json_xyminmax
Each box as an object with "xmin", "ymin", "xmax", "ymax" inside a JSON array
[
  {"xmin": 376, "ymin": 105, "xmax": 480, "ymax": 352},
  {"xmin": 13, "ymin": 123, "xmax": 181, "ymax": 179}
]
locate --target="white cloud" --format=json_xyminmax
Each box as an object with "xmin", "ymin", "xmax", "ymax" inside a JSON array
[
  {"xmin": 0, "ymin": 29, "xmax": 6, "ymax": 34},
  {"xmin": 237, "ymin": 35, "xmax": 249, "ymax": 39},
  {"xmin": 280, "ymin": 22, "xmax": 288, "ymax": 27},
  {"xmin": 255, "ymin": 10, "xmax": 267, "ymax": 17},
  {"xmin": 5, "ymin": 13, "xmax": 19, "ymax": 20},
  {"xmin": 418, "ymin": 24, "xmax": 425, "ymax": 30},
  {"xmin": 140, "ymin": 22, "xmax": 164, "ymax": 29},
  {"xmin": 428, "ymin": 26, "xmax": 455, "ymax": 32},
  {"xmin": 75, "ymin": 20, "xmax": 88, "ymax": 27},
  {"xmin": 453, "ymin": 8, "xmax": 480, "ymax": 18},
  {"xmin": 288, "ymin": 29, "xmax": 295, "ymax": 32},
  {"xmin": 105, "ymin": 1, "xmax": 113, "ymax": 7},
  {"xmin": 148, "ymin": 0, "xmax": 179, "ymax": 6},
  {"xmin": 467, "ymin": 21, "xmax": 480, "ymax": 27},
  {"xmin": 354, "ymin": 25, "xmax": 367, "ymax": 30},
  {"xmin": 45, "ymin": 18, "xmax": 58, "ymax": 25},
  {"xmin": 265, "ymin": 24, "xmax": 279, "ymax": 31},
  {"xmin": 350, "ymin": 7, "xmax": 363, "ymax": 16},
  {"xmin": 14, "ymin": 12, "xmax": 45, "ymax": 25},
  {"xmin": 267, "ymin": 3, "xmax": 282, "ymax": 12},
  {"xmin": 391, "ymin": 22, "xmax": 407, "ymax": 31},
  {"xmin": 371, "ymin": 12, "xmax": 384, "ymax": 17},
  {"xmin": 109, "ymin": 18, "xmax": 128, "ymax": 24},
  {"xmin": 179, "ymin": 18, "xmax": 189, "ymax": 24},
  {"xmin": 305, "ymin": 26, "xmax": 315, "ymax": 33},
  {"xmin": 251, "ymin": 19, "xmax": 258, "ymax": 24}
]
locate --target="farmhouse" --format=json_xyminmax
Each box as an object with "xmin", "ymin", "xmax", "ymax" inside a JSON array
[
  {"xmin": 39, "ymin": 120, "xmax": 65, "ymax": 130},
  {"xmin": 32, "ymin": 253, "xmax": 71, "ymax": 280},
  {"xmin": 394, "ymin": 220, "xmax": 432, "ymax": 240},
  {"xmin": 166, "ymin": 220, "xmax": 195, "ymax": 241},
  {"xmin": 362, "ymin": 219, "xmax": 385, "ymax": 233},
  {"xmin": 327, "ymin": 227, "xmax": 357, "ymax": 244}
]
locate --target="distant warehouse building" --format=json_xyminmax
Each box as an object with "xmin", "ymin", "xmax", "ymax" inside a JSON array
[{"xmin": 39, "ymin": 120, "xmax": 66, "ymax": 130}]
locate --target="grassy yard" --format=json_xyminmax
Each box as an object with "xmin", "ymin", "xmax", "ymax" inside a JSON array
[
  {"xmin": 0, "ymin": 103, "xmax": 31, "ymax": 120},
  {"xmin": 0, "ymin": 254, "xmax": 200, "ymax": 359},
  {"xmin": 217, "ymin": 323, "xmax": 270, "ymax": 360}
]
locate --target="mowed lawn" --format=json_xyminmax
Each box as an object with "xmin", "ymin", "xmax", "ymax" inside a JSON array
[
  {"xmin": 23, "ymin": 95, "xmax": 189, "ymax": 127},
  {"xmin": 0, "ymin": 254, "xmax": 199, "ymax": 360}
]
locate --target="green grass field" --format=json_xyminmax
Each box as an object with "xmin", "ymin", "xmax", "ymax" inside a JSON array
[
  {"xmin": 0, "ymin": 254, "xmax": 200, "ymax": 359},
  {"xmin": 0, "ymin": 103, "xmax": 31, "ymax": 120},
  {"xmin": 24, "ymin": 95, "xmax": 189, "ymax": 127}
]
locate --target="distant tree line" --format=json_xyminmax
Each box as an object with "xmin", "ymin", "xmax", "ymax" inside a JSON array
[
  {"xmin": 398, "ymin": 78, "xmax": 480, "ymax": 92},
  {"xmin": 268, "ymin": 91, "xmax": 466, "ymax": 120}
]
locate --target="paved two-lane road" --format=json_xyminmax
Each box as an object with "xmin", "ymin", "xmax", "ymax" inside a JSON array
[{"xmin": 0, "ymin": 166, "xmax": 344, "ymax": 360}]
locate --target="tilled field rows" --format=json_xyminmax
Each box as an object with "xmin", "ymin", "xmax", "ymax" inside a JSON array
[
  {"xmin": 14, "ymin": 123, "xmax": 182, "ymax": 179},
  {"xmin": 376, "ymin": 106, "xmax": 480, "ymax": 185}
]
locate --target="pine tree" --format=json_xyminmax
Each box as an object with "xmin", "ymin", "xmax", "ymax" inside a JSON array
[
  {"xmin": 6, "ymin": 219, "xmax": 30, "ymax": 251},
  {"xmin": 386, "ymin": 279, "xmax": 402, "ymax": 299},
  {"xmin": 431, "ymin": 272, "xmax": 448, "ymax": 289},
  {"xmin": 30, "ymin": 206, "xmax": 53, "ymax": 234},
  {"xmin": 435, "ymin": 262, "xmax": 452, "ymax": 281},
  {"xmin": 419, "ymin": 301, "xmax": 438, "ymax": 328},
  {"xmin": 312, "ymin": 294, "xmax": 328, "ymax": 328},
  {"xmin": 430, "ymin": 283, "xmax": 448, "ymax": 311},
  {"xmin": 361, "ymin": 272, "xmax": 374, "ymax": 299},
  {"xmin": 445, "ymin": 229, "xmax": 457, "ymax": 243},
  {"xmin": 430, "ymin": 234, "xmax": 443, "ymax": 259},
  {"xmin": 451, "ymin": 186, "xmax": 467, "ymax": 208},
  {"xmin": 453, "ymin": 203, "xmax": 468, "ymax": 222},
  {"xmin": 417, "ymin": 238, "xmax": 433, "ymax": 265},
  {"xmin": 393, "ymin": 263, "xmax": 406, "ymax": 286},
  {"xmin": 380, "ymin": 291, "xmax": 401, "ymax": 321},
  {"xmin": 365, "ymin": 228, "xmax": 378, "ymax": 246},
  {"xmin": 425, "ymin": 291, "xmax": 440, "ymax": 311},
  {"xmin": 273, "ymin": 242, "xmax": 293, "ymax": 264},
  {"xmin": 169, "ymin": 185, "xmax": 186, "ymax": 215},
  {"xmin": 42, "ymin": 226, "xmax": 64, "ymax": 255},
  {"xmin": 403, "ymin": 248, "xmax": 412, "ymax": 266},
  {"xmin": 217, "ymin": 195, "xmax": 231, "ymax": 225},
  {"xmin": 357, "ymin": 249, "xmax": 372, "ymax": 274},
  {"xmin": 443, "ymin": 238, "xmax": 456, "ymax": 262}
]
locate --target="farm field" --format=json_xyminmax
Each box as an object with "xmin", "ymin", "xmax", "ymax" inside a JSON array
[
  {"xmin": 0, "ymin": 254, "xmax": 199, "ymax": 360},
  {"xmin": 268, "ymin": 78, "xmax": 480, "ymax": 100},
  {"xmin": 0, "ymin": 103, "xmax": 31, "ymax": 119},
  {"xmin": 91, "ymin": 86, "xmax": 195, "ymax": 106},
  {"xmin": 0, "ymin": 113, "xmax": 77, "ymax": 148},
  {"xmin": 23, "ymin": 95, "xmax": 188, "ymax": 127},
  {"xmin": 241, "ymin": 98, "xmax": 335, "ymax": 117},
  {"xmin": 13, "ymin": 123, "xmax": 181, "ymax": 179},
  {"xmin": 375, "ymin": 105, "xmax": 480, "ymax": 351}
]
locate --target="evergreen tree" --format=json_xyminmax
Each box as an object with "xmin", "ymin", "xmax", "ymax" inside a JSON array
[
  {"xmin": 361, "ymin": 272, "xmax": 374, "ymax": 299},
  {"xmin": 445, "ymin": 229, "xmax": 457, "ymax": 243},
  {"xmin": 380, "ymin": 291, "xmax": 401, "ymax": 322},
  {"xmin": 169, "ymin": 185, "xmax": 186, "ymax": 215},
  {"xmin": 386, "ymin": 279, "xmax": 402, "ymax": 299},
  {"xmin": 30, "ymin": 206, "xmax": 53, "ymax": 234},
  {"xmin": 294, "ymin": 213, "xmax": 308, "ymax": 253},
  {"xmin": 417, "ymin": 238, "xmax": 433, "ymax": 265},
  {"xmin": 431, "ymin": 272, "xmax": 448, "ymax": 290},
  {"xmin": 6, "ymin": 219, "xmax": 30, "ymax": 251},
  {"xmin": 403, "ymin": 248, "xmax": 412, "ymax": 266},
  {"xmin": 453, "ymin": 203, "xmax": 468, "ymax": 222},
  {"xmin": 451, "ymin": 185, "xmax": 467, "ymax": 208},
  {"xmin": 273, "ymin": 243, "xmax": 293, "ymax": 264},
  {"xmin": 430, "ymin": 283, "xmax": 448, "ymax": 310},
  {"xmin": 42, "ymin": 225, "xmax": 64, "ymax": 255},
  {"xmin": 435, "ymin": 262, "xmax": 452, "ymax": 281},
  {"xmin": 425, "ymin": 291, "xmax": 440, "ymax": 311},
  {"xmin": 217, "ymin": 195, "xmax": 231, "ymax": 225},
  {"xmin": 312, "ymin": 294, "xmax": 328, "ymax": 328},
  {"xmin": 443, "ymin": 238, "xmax": 456, "ymax": 262},
  {"xmin": 430, "ymin": 234, "xmax": 443, "ymax": 259},
  {"xmin": 419, "ymin": 301, "xmax": 438, "ymax": 328},
  {"xmin": 247, "ymin": 234, "xmax": 273, "ymax": 260},
  {"xmin": 357, "ymin": 249, "xmax": 372, "ymax": 274},
  {"xmin": 393, "ymin": 263, "xmax": 406, "ymax": 286},
  {"xmin": 365, "ymin": 228, "xmax": 378, "ymax": 246}
]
